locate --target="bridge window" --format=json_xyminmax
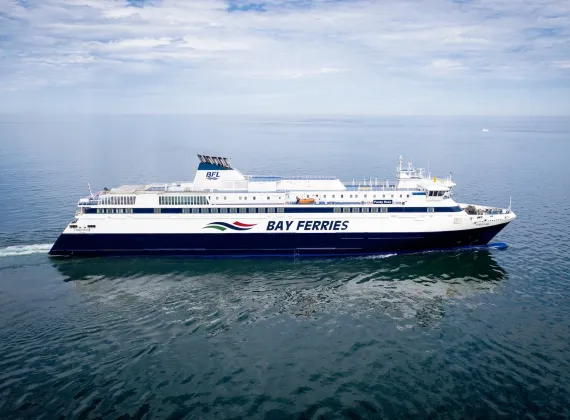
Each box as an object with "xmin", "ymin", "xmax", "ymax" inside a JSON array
[
  {"xmin": 428, "ymin": 207, "xmax": 434, "ymax": 212},
  {"xmin": 380, "ymin": 208, "xmax": 388, "ymax": 213},
  {"xmin": 343, "ymin": 208, "xmax": 350, "ymax": 213},
  {"xmin": 362, "ymin": 208, "xmax": 369, "ymax": 213},
  {"xmin": 371, "ymin": 208, "xmax": 378, "ymax": 213},
  {"xmin": 220, "ymin": 208, "xmax": 227, "ymax": 213},
  {"xmin": 229, "ymin": 208, "xmax": 237, "ymax": 213},
  {"xmin": 154, "ymin": 208, "xmax": 161, "ymax": 214},
  {"xmin": 239, "ymin": 208, "xmax": 246, "ymax": 213},
  {"xmin": 248, "ymin": 208, "xmax": 256, "ymax": 213}
]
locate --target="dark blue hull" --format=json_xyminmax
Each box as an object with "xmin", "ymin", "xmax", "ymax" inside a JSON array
[{"xmin": 49, "ymin": 223, "xmax": 510, "ymax": 258}]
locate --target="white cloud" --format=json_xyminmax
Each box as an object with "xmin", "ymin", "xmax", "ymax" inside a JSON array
[
  {"xmin": 430, "ymin": 59, "xmax": 468, "ymax": 71},
  {"xmin": 0, "ymin": 0, "xmax": 569, "ymax": 115},
  {"xmin": 103, "ymin": 38, "xmax": 173, "ymax": 50}
]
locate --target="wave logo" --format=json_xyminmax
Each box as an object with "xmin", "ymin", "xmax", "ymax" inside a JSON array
[{"xmin": 203, "ymin": 221, "xmax": 257, "ymax": 232}]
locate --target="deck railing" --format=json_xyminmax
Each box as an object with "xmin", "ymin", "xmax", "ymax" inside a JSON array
[
  {"xmin": 461, "ymin": 204, "xmax": 511, "ymax": 215},
  {"xmin": 246, "ymin": 175, "xmax": 338, "ymax": 182}
]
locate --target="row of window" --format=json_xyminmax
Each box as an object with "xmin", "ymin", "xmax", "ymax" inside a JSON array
[
  {"xmin": 156, "ymin": 207, "xmax": 286, "ymax": 214},
  {"xmin": 88, "ymin": 206, "xmax": 460, "ymax": 214},
  {"xmin": 216, "ymin": 193, "xmax": 413, "ymax": 201},
  {"xmin": 95, "ymin": 192, "xmax": 445, "ymax": 207},
  {"xmin": 95, "ymin": 192, "xmax": 445, "ymax": 208},
  {"xmin": 159, "ymin": 196, "xmax": 209, "ymax": 205},
  {"xmin": 100, "ymin": 196, "xmax": 136, "ymax": 206},
  {"xmin": 333, "ymin": 207, "xmax": 435, "ymax": 213},
  {"xmin": 96, "ymin": 208, "xmax": 134, "ymax": 214}
]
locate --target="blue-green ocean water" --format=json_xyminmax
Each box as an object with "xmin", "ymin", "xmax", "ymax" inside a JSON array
[{"xmin": 0, "ymin": 116, "xmax": 569, "ymax": 419}]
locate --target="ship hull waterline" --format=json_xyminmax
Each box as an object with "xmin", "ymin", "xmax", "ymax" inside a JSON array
[{"xmin": 49, "ymin": 222, "xmax": 509, "ymax": 258}]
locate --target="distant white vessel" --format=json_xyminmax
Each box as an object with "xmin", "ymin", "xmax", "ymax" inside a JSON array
[
  {"xmin": 482, "ymin": 128, "xmax": 489, "ymax": 132},
  {"xmin": 49, "ymin": 155, "xmax": 516, "ymax": 257}
]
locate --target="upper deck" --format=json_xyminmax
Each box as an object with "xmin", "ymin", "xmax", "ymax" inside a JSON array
[{"xmin": 78, "ymin": 155, "xmax": 456, "ymax": 207}]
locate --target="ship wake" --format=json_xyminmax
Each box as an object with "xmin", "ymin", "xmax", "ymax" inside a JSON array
[{"xmin": 0, "ymin": 244, "xmax": 53, "ymax": 258}]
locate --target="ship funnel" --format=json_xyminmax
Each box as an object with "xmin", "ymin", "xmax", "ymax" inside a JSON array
[{"xmin": 193, "ymin": 154, "xmax": 247, "ymax": 191}]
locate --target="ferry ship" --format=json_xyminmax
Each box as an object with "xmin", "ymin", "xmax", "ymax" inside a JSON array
[{"xmin": 49, "ymin": 155, "xmax": 515, "ymax": 257}]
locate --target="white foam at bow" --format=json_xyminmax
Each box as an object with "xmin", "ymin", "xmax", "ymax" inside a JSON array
[{"xmin": 0, "ymin": 244, "xmax": 52, "ymax": 257}]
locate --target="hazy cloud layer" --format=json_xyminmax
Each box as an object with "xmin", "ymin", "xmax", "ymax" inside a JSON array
[{"xmin": 1, "ymin": 0, "xmax": 569, "ymax": 114}]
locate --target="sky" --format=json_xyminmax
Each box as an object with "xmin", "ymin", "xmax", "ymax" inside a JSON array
[{"xmin": 1, "ymin": 0, "xmax": 569, "ymax": 115}]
